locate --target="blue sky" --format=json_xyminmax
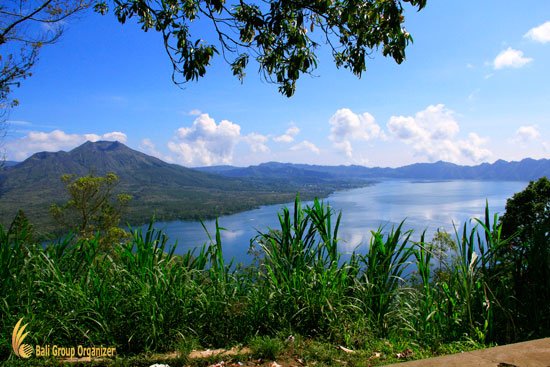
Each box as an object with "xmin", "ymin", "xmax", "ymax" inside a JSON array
[{"xmin": 3, "ymin": 1, "xmax": 550, "ymax": 167}]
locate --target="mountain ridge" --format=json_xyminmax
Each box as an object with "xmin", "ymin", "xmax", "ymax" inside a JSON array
[
  {"xmin": 196, "ymin": 158, "xmax": 550, "ymax": 181},
  {"xmin": 6, "ymin": 146, "xmax": 548, "ymax": 181},
  {"xmin": 2, "ymin": 141, "xmax": 547, "ymax": 232},
  {"xmin": 0, "ymin": 141, "xmax": 350, "ymax": 231}
]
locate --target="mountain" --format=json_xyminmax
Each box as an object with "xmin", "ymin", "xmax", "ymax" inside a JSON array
[
  {"xmin": 3, "ymin": 141, "xmax": 546, "ymax": 232},
  {"xmin": 2, "ymin": 141, "xmax": 248, "ymax": 190},
  {"xmin": 378, "ymin": 159, "xmax": 550, "ymax": 180},
  {"xmin": 0, "ymin": 141, "xmax": 352, "ymax": 231},
  {"xmin": 197, "ymin": 159, "xmax": 550, "ymax": 182},
  {"xmin": 197, "ymin": 161, "xmax": 364, "ymax": 187},
  {"xmin": 1, "ymin": 161, "xmax": 19, "ymax": 168}
]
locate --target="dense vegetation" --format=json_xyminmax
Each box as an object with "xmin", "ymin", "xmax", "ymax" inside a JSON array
[{"xmin": 1, "ymin": 178, "xmax": 548, "ymax": 365}]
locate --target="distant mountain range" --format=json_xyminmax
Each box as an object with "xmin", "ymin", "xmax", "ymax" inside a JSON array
[
  {"xmin": 0, "ymin": 141, "xmax": 356, "ymax": 231},
  {"xmin": 2, "ymin": 141, "xmax": 548, "ymax": 232},
  {"xmin": 196, "ymin": 158, "xmax": 550, "ymax": 181},
  {"xmin": 2, "ymin": 161, "xmax": 19, "ymax": 168}
]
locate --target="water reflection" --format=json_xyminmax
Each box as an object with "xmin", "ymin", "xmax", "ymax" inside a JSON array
[{"xmin": 149, "ymin": 180, "xmax": 527, "ymax": 263}]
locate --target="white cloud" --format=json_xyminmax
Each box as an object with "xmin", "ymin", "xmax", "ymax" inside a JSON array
[
  {"xmin": 333, "ymin": 140, "xmax": 353, "ymax": 158},
  {"xmin": 168, "ymin": 113, "xmax": 241, "ymax": 166},
  {"xmin": 513, "ymin": 125, "xmax": 541, "ymax": 143},
  {"xmin": 329, "ymin": 108, "xmax": 384, "ymax": 158},
  {"xmin": 102, "ymin": 131, "xmax": 128, "ymax": 143},
  {"xmin": 388, "ymin": 104, "xmax": 459, "ymax": 142},
  {"xmin": 5, "ymin": 129, "xmax": 127, "ymax": 161},
  {"xmin": 493, "ymin": 47, "xmax": 532, "ymax": 69},
  {"xmin": 458, "ymin": 133, "xmax": 492, "ymax": 163},
  {"xmin": 189, "ymin": 109, "xmax": 202, "ymax": 116},
  {"xmin": 290, "ymin": 140, "xmax": 320, "ymax": 154},
  {"xmin": 417, "ymin": 104, "xmax": 460, "ymax": 139},
  {"xmin": 387, "ymin": 104, "xmax": 492, "ymax": 163},
  {"xmin": 525, "ymin": 21, "xmax": 550, "ymax": 43},
  {"xmin": 387, "ymin": 116, "xmax": 425, "ymax": 141},
  {"xmin": 274, "ymin": 125, "xmax": 300, "ymax": 143},
  {"xmin": 243, "ymin": 132, "xmax": 270, "ymax": 153},
  {"xmin": 139, "ymin": 138, "xmax": 171, "ymax": 161}
]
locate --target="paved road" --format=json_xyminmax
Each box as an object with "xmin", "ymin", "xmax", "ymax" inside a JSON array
[{"xmin": 384, "ymin": 338, "xmax": 550, "ymax": 367}]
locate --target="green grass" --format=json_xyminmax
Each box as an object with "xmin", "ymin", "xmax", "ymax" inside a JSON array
[
  {"xmin": 0, "ymin": 196, "xmax": 546, "ymax": 365},
  {"xmin": 249, "ymin": 336, "xmax": 284, "ymax": 360}
]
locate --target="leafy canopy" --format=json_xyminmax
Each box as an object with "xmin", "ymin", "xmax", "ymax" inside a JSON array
[
  {"xmin": 1, "ymin": 0, "xmax": 89, "ymax": 147},
  {"xmin": 50, "ymin": 172, "xmax": 132, "ymax": 246},
  {"xmin": 498, "ymin": 176, "xmax": 550, "ymax": 338},
  {"xmin": 96, "ymin": 0, "xmax": 427, "ymax": 96},
  {"xmin": 0, "ymin": 0, "xmax": 427, "ymax": 128},
  {"xmin": 0, "ymin": 1, "xmax": 90, "ymax": 108},
  {"xmin": 500, "ymin": 176, "xmax": 550, "ymax": 246}
]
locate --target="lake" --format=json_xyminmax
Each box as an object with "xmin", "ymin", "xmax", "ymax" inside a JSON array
[{"xmin": 148, "ymin": 180, "xmax": 528, "ymax": 262}]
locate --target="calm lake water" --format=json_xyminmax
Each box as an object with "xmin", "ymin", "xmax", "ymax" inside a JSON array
[{"xmin": 149, "ymin": 180, "xmax": 528, "ymax": 262}]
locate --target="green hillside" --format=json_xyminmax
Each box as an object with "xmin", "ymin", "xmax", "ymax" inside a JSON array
[{"xmin": 0, "ymin": 141, "xmax": 360, "ymax": 233}]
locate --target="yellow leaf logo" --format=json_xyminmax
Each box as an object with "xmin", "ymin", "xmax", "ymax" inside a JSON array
[{"xmin": 12, "ymin": 318, "xmax": 33, "ymax": 359}]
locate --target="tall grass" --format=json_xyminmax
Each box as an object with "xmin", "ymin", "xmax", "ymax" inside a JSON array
[
  {"xmin": 253, "ymin": 197, "xmax": 352, "ymax": 336},
  {"xmin": 0, "ymin": 197, "xmax": 541, "ymax": 361},
  {"xmin": 401, "ymin": 204, "xmax": 514, "ymax": 344},
  {"xmin": 356, "ymin": 221, "xmax": 414, "ymax": 335}
]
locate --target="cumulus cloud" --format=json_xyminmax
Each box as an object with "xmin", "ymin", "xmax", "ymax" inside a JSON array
[
  {"xmin": 458, "ymin": 133, "xmax": 492, "ymax": 163},
  {"xmin": 274, "ymin": 125, "xmax": 300, "ymax": 143},
  {"xmin": 102, "ymin": 131, "xmax": 128, "ymax": 142},
  {"xmin": 525, "ymin": 21, "xmax": 550, "ymax": 43},
  {"xmin": 5, "ymin": 129, "xmax": 127, "ymax": 161},
  {"xmin": 387, "ymin": 104, "xmax": 459, "ymax": 143},
  {"xmin": 387, "ymin": 104, "xmax": 492, "ymax": 163},
  {"xmin": 167, "ymin": 113, "xmax": 241, "ymax": 166},
  {"xmin": 493, "ymin": 47, "xmax": 532, "ymax": 69},
  {"xmin": 139, "ymin": 138, "xmax": 172, "ymax": 161},
  {"xmin": 386, "ymin": 116, "xmax": 425, "ymax": 140},
  {"xmin": 513, "ymin": 125, "xmax": 541, "ymax": 143},
  {"xmin": 243, "ymin": 132, "xmax": 270, "ymax": 153},
  {"xmin": 329, "ymin": 108, "xmax": 384, "ymax": 158},
  {"xmin": 290, "ymin": 140, "xmax": 320, "ymax": 154}
]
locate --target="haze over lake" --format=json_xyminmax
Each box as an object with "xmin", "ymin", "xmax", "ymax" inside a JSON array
[{"xmin": 150, "ymin": 180, "xmax": 528, "ymax": 261}]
